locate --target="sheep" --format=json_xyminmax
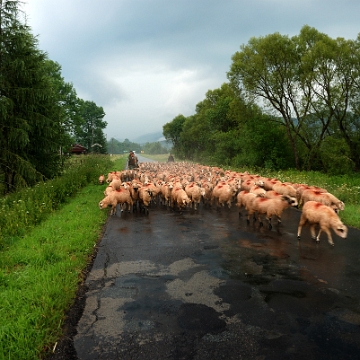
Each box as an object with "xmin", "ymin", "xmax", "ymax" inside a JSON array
[
  {"xmin": 184, "ymin": 181, "xmax": 204, "ymax": 210},
  {"xmin": 159, "ymin": 181, "xmax": 173, "ymax": 206},
  {"xmin": 106, "ymin": 171, "xmax": 121, "ymax": 183},
  {"xmin": 200, "ymin": 180, "xmax": 213, "ymax": 207},
  {"xmin": 98, "ymin": 174, "xmax": 105, "ymax": 185},
  {"xmin": 142, "ymin": 181, "xmax": 161, "ymax": 205},
  {"xmin": 299, "ymin": 189, "xmax": 345, "ymax": 213},
  {"xmin": 104, "ymin": 185, "xmax": 114, "ymax": 196},
  {"xmin": 171, "ymin": 186, "xmax": 192, "ymax": 211},
  {"xmin": 264, "ymin": 190, "xmax": 283, "ymax": 199},
  {"xmin": 247, "ymin": 195, "xmax": 298, "ymax": 229},
  {"xmin": 272, "ymin": 182, "xmax": 297, "ymax": 198},
  {"xmin": 236, "ymin": 190, "xmax": 260, "ymax": 217},
  {"xmin": 295, "ymin": 184, "xmax": 328, "ymax": 202},
  {"xmin": 260, "ymin": 177, "xmax": 281, "ymax": 191},
  {"xmin": 138, "ymin": 186, "xmax": 153, "ymax": 214},
  {"xmin": 297, "ymin": 201, "xmax": 348, "ymax": 246},
  {"xmin": 249, "ymin": 185, "xmax": 266, "ymax": 196},
  {"xmin": 211, "ymin": 182, "xmax": 237, "ymax": 209},
  {"xmin": 98, "ymin": 189, "xmax": 133, "ymax": 216}
]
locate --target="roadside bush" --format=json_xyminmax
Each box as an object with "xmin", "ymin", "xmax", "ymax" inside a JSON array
[{"xmin": 0, "ymin": 155, "xmax": 112, "ymax": 245}]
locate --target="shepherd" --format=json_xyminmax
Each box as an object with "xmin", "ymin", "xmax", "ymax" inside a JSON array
[{"xmin": 128, "ymin": 151, "xmax": 139, "ymax": 169}]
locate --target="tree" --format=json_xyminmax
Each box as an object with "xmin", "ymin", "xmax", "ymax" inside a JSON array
[
  {"xmin": 228, "ymin": 25, "xmax": 360, "ymax": 172},
  {"xmin": 163, "ymin": 114, "xmax": 186, "ymax": 152},
  {"xmin": 0, "ymin": 0, "xmax": 64, "ymax": 192},
  {"xmin": 74, "ymin": 100, "xmax": 107, "ymax": 153}
]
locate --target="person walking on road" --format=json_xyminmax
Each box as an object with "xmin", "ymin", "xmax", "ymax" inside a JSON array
[{"xmin": 128, "ymin": 151, "xmax": 139, "ymax": 169}]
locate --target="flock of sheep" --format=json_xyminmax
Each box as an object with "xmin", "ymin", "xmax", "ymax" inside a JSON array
[{"xmin": 98, "ymin": 161, "xmax": 348, "ymax": 246}]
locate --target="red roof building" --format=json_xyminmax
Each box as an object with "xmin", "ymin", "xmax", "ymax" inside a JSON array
[{"xmin": 71, "ymin": 144, "xmax": 87, "ymax": 154}]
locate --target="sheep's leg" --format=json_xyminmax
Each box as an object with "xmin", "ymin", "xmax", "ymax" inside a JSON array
[
  {"xmin": 318, "ymin": 227, "xmax": 334, "ymax": 246},
  {"xmin": 310, "ymin": 224, "xmax": 317, "ymax": 240},
  {"xmin": 266, "ymin": 216, "xmax": 272, "ymax": 230},
  {"xmin": 297, "ymin": 214, "xmax": 307, "ymax": 239},
  {"xmin": 246, "ymin": 209, "xmax": 254, "ymax": 224}
]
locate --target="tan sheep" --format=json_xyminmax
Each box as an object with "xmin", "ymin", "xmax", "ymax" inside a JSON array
[
  {"xmin": 236, "ymin": 190, "xmax": 260, "ymax": 218},
  {"xmin": 299, "ymin": 189, "xmax": 345, "ymax": 212},
  {"xmin": 211, "ymin": 182, "xmax": 237, "ymax": 209},
  {"xmin": 184, "ymin": 182, "xmax": 204, "ymax": 210},
  {"xmin": 297, "ymin": 201, "xmax": 348, "ymax": 246},
  {"xmin": 295, "ymin": 184, "xmax": 328, "ymax": 202},
  {"xmin": 138, "ymin": 186, "xmax": 153, "ymax": 214},
  {"xmin": 159, "ymin": 181, "xmax": 173, "ymax": 206},
  {"xmin": 200, "ymin": 180, "xmax": 213, "ymax": 207},
  {"xmin": 247, "ymin": 195, "xmax": 298, "ymax": 229},
  {"xmin": 272, "ymin": 182, "xmax": 297, "ymax": 198},
  {"xmin": 98, "ymin": 189, "xmax": 133, "ymax": 216},
  {"xmin": 171, "ymin": 186, "xmax": 192, "ymax": 211},
  {"xmin": 106, "ymin": 171, "xmax": 121, "ymax": 183},
  {"xmin": 249, "ymin": 185, "xmax": 266, "ymax": 196},
  {"xmin": 104, "ymin": 185, "xmax": 114, "ymax": 197},
  {"xmin": 98, "ymin": 174, "xmax": 105, "ymax": 185}
]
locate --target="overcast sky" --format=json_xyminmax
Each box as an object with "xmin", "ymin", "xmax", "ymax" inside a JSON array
[{"xmin": 22, "ymin": 0, "xmax": 360, "ymax": 141}]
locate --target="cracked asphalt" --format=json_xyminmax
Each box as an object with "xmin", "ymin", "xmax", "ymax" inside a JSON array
[{"xmin": 74, "ymin": 186, "xmax": 360, "ymax": 360}]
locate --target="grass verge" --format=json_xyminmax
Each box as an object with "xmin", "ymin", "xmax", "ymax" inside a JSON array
[{"xmin": 0, "ymin": 156, "xmax": 126, "ymax": 360}]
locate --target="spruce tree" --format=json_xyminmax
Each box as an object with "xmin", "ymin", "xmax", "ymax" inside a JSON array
[{"xmin": 0, "ymin": 0, "xmax": 62, "ymax": 193}]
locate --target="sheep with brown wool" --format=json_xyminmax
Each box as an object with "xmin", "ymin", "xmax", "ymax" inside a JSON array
[
  {"xmin": 247, "ymin": 195, "xmax": 298, "ymax": 229},
  {"xmin": 299, "ymin": 189, "xmax": 345, "ymax": 213},
  {"xmin": 236, "ymin": 190, "xmax": 262, "ymax": 217},
  {"xmin": 171, "ymin": 185, "xmax": 192, "ymax": 211},
  {"xmin": 138, "ymin": 186, "xmax": 153, "ymax": 214},
  {"xmin": 297, "ymin": 201, "xmax": 348, "ymax": 246},
  {"xmin": 211, "ymin": 182, "xmax": 237, "ymax": 209},
  {"xmin": 271, "ymin": 182, "xmax": 297, "ymax": 198},
  {"xmin": 159, "ymin": 181, "xmax": 174, "ymax": 206},
  {"xmin": 98, "ymin": 188, "xmax": 133, "ymax": 216},
  {"xmin": 98, "ymin": 174, "xmax": 105, "ymax": 185},
  {"xmin": 184, "ymin": 181, "xmax": 204, "ymax": 210},
  {"xmin": 200, "ymin": 180, "xmax": 214, "ymax": 207}
]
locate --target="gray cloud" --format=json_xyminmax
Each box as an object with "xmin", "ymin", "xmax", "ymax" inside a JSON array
[{"xmin": 23, "ymin": 0, "xmax": 360, "ymax": 140}]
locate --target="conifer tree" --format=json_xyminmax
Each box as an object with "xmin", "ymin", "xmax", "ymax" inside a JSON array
[{"xmin": 0, "ymin": 0, "xmax": 62, "ymax": 193}]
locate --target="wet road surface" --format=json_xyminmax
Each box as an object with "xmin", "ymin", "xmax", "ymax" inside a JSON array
[{"xmin": 74, "ymin": 197, "xmax": 360, "ymax": 360}]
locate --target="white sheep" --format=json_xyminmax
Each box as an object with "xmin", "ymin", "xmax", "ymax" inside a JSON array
[{"xmin": 297, "ymin": 201, "xmax": 348, "ymax": 246}]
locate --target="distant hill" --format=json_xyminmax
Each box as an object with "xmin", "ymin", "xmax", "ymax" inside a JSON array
[
  {"xmin": 113, "ymin": 131, "xmax": 172, "ymax": 150},
  {"xmin": 133, "ymin": 132, "xmax": 164, "ymax": 144}
]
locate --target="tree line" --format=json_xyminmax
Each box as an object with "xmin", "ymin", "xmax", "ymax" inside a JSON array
[
  {"xmin": 163, "ymin": 26, "xmax": 360, "ymax": 175},
  {"xmin": 0, "ymin": 0, "xmax": 107, "ymax": 194},
  {"xmin": 107, "ymin": 138, "xmax": 169, "ymax": 155}
]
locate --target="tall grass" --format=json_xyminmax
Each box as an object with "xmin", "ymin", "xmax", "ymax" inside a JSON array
[
  {"xmin": 0, "ymin": 155, "xmax": 125, "ymax": 360},
  {"xmin": 0, "ymin": 155, "xmax": 112, "ymax": 245}
]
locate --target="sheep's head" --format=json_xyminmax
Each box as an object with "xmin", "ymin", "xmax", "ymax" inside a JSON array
[
  {"xmin": 282, "ymin": 195, "xmax": 298, "ymax": 208},
  {"xmin": 99, "ymin": 199, "xmax": 109, "ymax": 209},
  {"xmin": 334, "ymin": 221, "xmax": 348, "ymax": 239}
]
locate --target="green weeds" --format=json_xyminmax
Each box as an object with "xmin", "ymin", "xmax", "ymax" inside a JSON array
[{"xmin": 0, "ymin": 155, "xmax": 124, "ymax": 360}]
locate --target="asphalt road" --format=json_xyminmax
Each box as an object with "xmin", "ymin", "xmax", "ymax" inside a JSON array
[{"xmin": 73, "ymin": 167, "xmax": 360, "ymax": 360}]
